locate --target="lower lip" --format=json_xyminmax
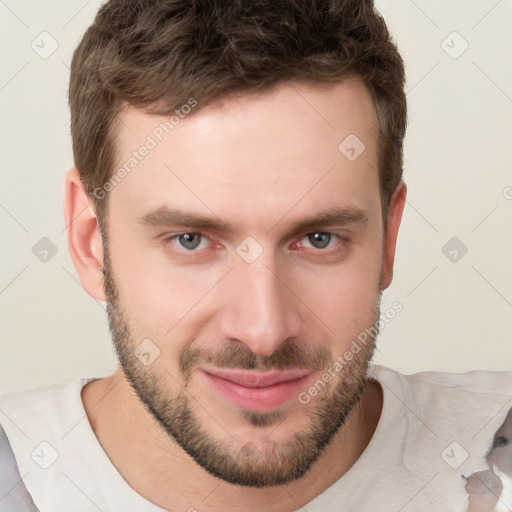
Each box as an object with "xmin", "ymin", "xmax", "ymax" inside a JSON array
[{"xmin": 201, "ymin": 371, "xmax": 313, "ymax": 413}]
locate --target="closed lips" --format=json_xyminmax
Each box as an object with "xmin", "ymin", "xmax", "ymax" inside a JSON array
[{"xmin": 200, "ymin": 368, "xmax": 313, "ymax": 388}]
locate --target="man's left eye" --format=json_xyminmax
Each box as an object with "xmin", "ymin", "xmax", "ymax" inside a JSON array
[{"xmin": 301, "ymin": 232, "xmax": 338, "ymax": 250}]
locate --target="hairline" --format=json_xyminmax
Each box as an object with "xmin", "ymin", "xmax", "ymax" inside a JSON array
[{"xmin": 93, "ymin": 75, "xmax": 391, "ymax": 241}]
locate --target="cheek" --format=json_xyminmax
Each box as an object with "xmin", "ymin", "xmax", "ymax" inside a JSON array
[
  {"xmin": 304, "ymin": 275, "xmax": 380, "ymax": 344},
  {"xmin": 292, "ymin": 252, "xmax": 380, "ymax": 355},
  {"xmin": 108, "ymin": 235, "xmax": 224, "ymax": 341},
  {"xmin": 292, "ymin": 240, "xmax": 382, "ymax": 329}
]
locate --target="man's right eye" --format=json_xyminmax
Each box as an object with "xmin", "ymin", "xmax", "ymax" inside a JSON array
[{"xmin": 166, "ymin": 233, "xmax": 210, "ymax": 251}]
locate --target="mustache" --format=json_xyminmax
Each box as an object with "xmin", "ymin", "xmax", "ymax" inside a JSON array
[{"xmin": 179, "ymin": 341, "xmax": 332, "ymax": 379}]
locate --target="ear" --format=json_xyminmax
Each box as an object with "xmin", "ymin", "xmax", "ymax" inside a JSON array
[
  {"xmin": 380, "ymin": 180, "xmax": 407, "ymax": 291},
  {"xmin": 63, "ymin": 167, "xmax": 106, "ymax": 301}
]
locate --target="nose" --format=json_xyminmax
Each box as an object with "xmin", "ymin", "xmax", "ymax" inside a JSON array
[{"xmin": 218, "ymin": 252, "xmax": 303, "ymax": 357}]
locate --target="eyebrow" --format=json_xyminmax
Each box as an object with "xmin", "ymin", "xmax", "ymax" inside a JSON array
[{"xmin": 138, "ymin": 206, "xmax": 368, "ymax": 235}]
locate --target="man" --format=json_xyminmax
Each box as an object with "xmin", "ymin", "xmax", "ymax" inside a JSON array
[{"xmin": 0, "ymin": 0, "xmax": 510, "ymax": 511}]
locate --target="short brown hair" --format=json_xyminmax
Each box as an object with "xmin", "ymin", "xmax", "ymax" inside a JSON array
[{"xmin": 69, "ymin": 0, "xmax": 407, "ymax": 226}]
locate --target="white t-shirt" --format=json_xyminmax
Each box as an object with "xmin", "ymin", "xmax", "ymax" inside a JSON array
[{"xmin": 0, "ymin": 364, "xmax": 511, "ymax": 512}]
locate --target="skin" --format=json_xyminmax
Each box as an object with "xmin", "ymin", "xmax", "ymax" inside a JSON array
[{"xmin": 64, "ymin": 78, "xmax": 407, "ymax": 511}]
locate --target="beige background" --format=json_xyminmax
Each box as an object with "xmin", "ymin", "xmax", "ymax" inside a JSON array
[{"xmin": 1, "ymin": 0, "xmax": 511, "ymax": 393}]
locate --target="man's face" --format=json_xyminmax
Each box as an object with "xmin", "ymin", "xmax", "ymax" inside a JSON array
[{"xmin": 101, "ymin": 79, "xmax": 386, "ymax": 486}]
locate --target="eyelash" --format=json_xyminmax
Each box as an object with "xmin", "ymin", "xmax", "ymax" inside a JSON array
[{"xmin": 163, "ymin": 232, "xmax": 349, "ymax": 254}]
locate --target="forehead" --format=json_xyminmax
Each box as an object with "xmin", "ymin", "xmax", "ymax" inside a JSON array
[{"xmin": 109, "ymin": 79, "xmax": 381, "ymax": 232}]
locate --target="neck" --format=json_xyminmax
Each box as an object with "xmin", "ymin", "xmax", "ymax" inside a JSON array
[{"xmin": 81, "ymin": 369, "xmax": 383, "ymax": 512}]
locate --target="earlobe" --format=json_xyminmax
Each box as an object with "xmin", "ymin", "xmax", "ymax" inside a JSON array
[
  {"xmin": 63, "ymin": 167, "xmax": 106, "ymax": 301},
  {"xmin": 380, "ymin": 180, "xmax": 407, "ymax": 291}
]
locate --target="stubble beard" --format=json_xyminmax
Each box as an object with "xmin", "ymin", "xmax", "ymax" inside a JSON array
[{"xmin": 101, "ymin": 240, "xmax": 380, "ymax": 488}]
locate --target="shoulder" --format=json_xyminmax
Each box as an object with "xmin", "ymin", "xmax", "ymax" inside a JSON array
[
  {"xmin": 0, "ymin": 376, "xmax": 100, "ymax": 413},
  {"xmin": 368, "ymin": 364, "xmax": 512, "ymax": 500},
  {"xmin": 370, "ymin": 364, "xmax": 512, "ymax": 441},
  {"xmin": 0, "ymin": 423, "xmax": 40, "ymax": 511},
  {"xmin": 0, "ymin": 376, "xmax": 102, "ymax": 454},
  {"xmin": 370, "ymin": 364, "xmax": 512, "ymax": 397}
]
